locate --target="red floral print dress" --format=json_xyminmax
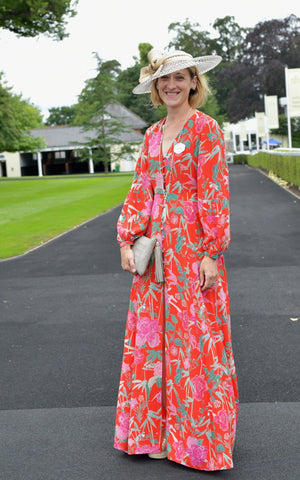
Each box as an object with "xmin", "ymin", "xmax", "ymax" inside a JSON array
[{"xmin": 114, "ymin": 111, "xmax": 239, "ymax": 471}]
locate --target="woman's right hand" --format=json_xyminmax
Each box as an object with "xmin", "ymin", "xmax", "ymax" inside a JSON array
[{"xmin": 120, "ymin": 245, "xmax": 137, "ymax": 274}]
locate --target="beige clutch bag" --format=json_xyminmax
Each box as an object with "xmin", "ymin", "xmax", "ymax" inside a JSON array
[{"xmin": 132, "ymin": 236, "xmax": 156, "ymax": 276}]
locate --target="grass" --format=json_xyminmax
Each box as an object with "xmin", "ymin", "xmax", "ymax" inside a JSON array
[{"xmin": 0, "ymin": 175, "xmax": 133, "ymax": 259}]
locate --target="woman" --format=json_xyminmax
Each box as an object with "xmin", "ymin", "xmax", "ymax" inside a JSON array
[{"xmin": 114, "ymin": 48, "xmax": 238, "ymax": 471}]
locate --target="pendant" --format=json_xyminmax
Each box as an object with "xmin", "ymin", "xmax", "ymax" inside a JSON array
[
  {"xmin": 174, "ymin": 142, "xmax": 185, "ymax": 154},
  {"xmin": 162, "ymin": 203, "xmax": 167, "ymax": 223}
]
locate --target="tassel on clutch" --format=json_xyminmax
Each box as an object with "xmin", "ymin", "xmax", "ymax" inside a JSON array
[
  {"xmin": 132, "ymin": 236, "xmax": 164, "ymax": 282},
  {"xmin": 154, "ymin": 240, "xmax": 164, "ymax": 283}
]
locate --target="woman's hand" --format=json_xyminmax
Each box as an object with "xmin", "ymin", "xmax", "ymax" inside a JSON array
[
  {"xmin": 120, "ymin": 245, "xmax": 137, "ymax": 274},
  {"xmin": 200, "ymin": 256, "xmax": 218, "ymax": 291}
]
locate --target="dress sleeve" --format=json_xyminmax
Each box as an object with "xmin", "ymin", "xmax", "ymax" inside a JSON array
[
  {"xmin": 117, "ymin": 131, "xmax": 154, "ymax": 246},
  {"xmin": 197, "ymin": 118, "xmax": 230, "ymax": 259}
]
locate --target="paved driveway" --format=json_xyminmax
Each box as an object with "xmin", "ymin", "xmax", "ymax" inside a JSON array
[{"xmin": 0, "ymin": 165, "xmax": 299, "ymax": 479}]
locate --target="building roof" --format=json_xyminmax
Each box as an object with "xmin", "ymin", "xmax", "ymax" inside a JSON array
[
  {"xmin": 30, "ymin": 125, "xmax": 144, "ymax": 150},
  {"xmin": 106, "ymin": 102, "xmax": 147, "ymax": 130},
  {"xmin": 30, "ymin": 102, "xmax": 147, "ymax": 151}
]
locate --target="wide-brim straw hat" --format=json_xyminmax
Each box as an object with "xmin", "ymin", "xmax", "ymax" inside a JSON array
[{"xmin": 133, "ymin": 48, "xmax": 222, "ymax": 94}]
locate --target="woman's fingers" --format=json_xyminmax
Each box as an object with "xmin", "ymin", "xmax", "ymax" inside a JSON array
[
  {"xmin": 120, "ymin": 245, "xmax": 136, "ymax": 274},
  {"xmin": 200, "ymin": 256, "xmax": 218, "ymax": 291}
]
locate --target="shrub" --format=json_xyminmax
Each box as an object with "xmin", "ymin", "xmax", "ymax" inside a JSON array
[
  {"xmin": 233, "ymin": 154, "xmax": 248, "ymax": 165},
  {"xmin": 247, "ymin": 152, "xmax": 300, "ymax": 188}
]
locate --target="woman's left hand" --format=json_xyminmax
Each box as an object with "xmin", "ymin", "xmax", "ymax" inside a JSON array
[{"xmin": 200, "ymin": 256, "xmax": 218, "ymax": 291}]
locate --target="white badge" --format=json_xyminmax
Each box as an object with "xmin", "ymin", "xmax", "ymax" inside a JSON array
[{"xmin": 174, "ymin": 142, "xmax": 185, "ymax": 154}]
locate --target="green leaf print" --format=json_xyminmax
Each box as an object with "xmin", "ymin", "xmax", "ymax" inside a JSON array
[
  {"xmin": 175, "ymin": 367, "xmax": 183, "ymax": 384},
  {"xmin": 212, "ymin": 164, "xmax": 218, "ymax": 181},
  {"xmin": 149, "ymin": 159, "xmax": 160, "ymax": 172},
  {"xmin": 175, "ymin": 234, "xmax": 184, "ymax": 252},
  {"xmin": 217, "ymin": 443, "xmax": 225, "ymax": 453},
  {"xmin": 166, "ymin": 321, "xmax": 175, "ymax": 332}
]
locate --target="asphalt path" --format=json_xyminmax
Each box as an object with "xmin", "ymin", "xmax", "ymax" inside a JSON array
[{"xmin": 0, "ymin": 165, "xmax": 299, "ymax": 479}]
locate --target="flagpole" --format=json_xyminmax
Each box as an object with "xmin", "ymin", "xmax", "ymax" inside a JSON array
[
  {"xmin": 285, "ymin": 67, "xmax": 292, "ymax": 149},
  {"xmin": 264, "ymin": 95, "xmax": 270, "ymax": 150}
]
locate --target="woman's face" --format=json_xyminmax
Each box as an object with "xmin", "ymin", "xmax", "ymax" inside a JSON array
[{"xmin": 156, "ymin": 69, "xmax": 197, "ymax": 109}]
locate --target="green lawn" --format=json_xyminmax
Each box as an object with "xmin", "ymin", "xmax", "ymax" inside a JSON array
[{"xmin": 0, "ymin": 175, "xmax": 133, "ymax": 259}]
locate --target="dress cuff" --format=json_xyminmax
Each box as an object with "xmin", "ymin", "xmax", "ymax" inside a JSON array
[{"xmin": 119, "ymin": 241, "xmax": 134, "ymax": 247}]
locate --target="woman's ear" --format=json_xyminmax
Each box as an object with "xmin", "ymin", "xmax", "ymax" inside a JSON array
[{"xmin": 191, "ymin": 75, "xmax": 197, "ymax": 90}]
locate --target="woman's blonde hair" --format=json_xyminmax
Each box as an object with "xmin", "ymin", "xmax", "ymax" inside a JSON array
[{"xmin": 150, "ymin": 66, "xmax": 210, "ymax": 108}]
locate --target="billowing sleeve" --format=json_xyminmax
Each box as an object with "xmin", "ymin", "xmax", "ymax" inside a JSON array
[
  {"xmin": 197, "ymin": 118, "xmax": 230, "ymax": 259},
  {"xmin": 117, "ymin": 131, "xmax": 154, "ymax": 246}
]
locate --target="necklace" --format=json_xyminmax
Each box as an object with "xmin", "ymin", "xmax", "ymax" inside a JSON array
[{"xmin": 160, "ymin": 107, "xmax": 193, "ymax": 223}]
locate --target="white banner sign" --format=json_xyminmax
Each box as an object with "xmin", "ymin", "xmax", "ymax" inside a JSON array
[
  {"xmin": 286, "ymin": 68, "xmax": 300, "ymax": 118},
  {"xmin": 265, "ymin": 95, "xmax": 279, "ymax": 129},
  {"xmin": 239, "ymin": 121, "xmax": 247, "ymax": 141},
  {"xmin": 223, "ymin": 122, "xmax": 231, "ymax": 141},
  {"xmin": 256, "ymin": 112, "xmax": 266, "ymax": 136}
]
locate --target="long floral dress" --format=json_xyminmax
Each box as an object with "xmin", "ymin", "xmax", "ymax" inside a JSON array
[{"xmin": 114, "ymin": 111, "xmax": 238, "ymax": 471}]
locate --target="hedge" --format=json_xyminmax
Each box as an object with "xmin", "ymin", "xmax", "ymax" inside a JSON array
[{"xmin": 233, "ymin": 152, "xmax": 300, "ymax": 188}]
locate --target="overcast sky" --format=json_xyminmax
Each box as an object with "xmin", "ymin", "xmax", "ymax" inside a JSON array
[{"xmin": 0, "ymin": 0, "xmax": 299, "ymax": 119}]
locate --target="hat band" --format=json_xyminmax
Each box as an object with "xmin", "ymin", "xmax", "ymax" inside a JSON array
[{"xmin": 139, "ymin": 51, "xmax": 193, "ymax": 84}]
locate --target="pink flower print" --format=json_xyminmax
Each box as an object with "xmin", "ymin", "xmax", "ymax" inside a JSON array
[
  {"xmin": 130, "ymin": 397, "xmax": 138, "ymax": 409},
  {"xmin": 155, "ymin": 391, "xmax": 162, "ymax": 404},
  {"xmin": 142, "ymin": 199, "xmax": 153, "ymax": 216},
  {"xmin": 226, "ymin": 382, "xmax": 235, "ymax": 398},
  {"xmin": 116, "ymin": 412, "xmax": 130, "ymax": 440},
  {"xmin": 214, "ymin": 409, "xmax": 229, "ymax": 431},
  {"xmin": 122, "ymin": 362, "xmax": 130, "ymax": 374},
  {"xmin": 179, "ymin": 310, "xmax": 189, "ymax": 330},
  {"xmin": 191, "ymin": 375, "xmax": 208, "ymax": 401},
  {"xmin": 195, "ymin": 115, "xmax": 207, "ymax": 133},
  {"xmin": 154, "ymin": 361, "xmax": 162, "ymax": 377},
  {"xmin": 155, "ymin": 172, "xmax": 164, "ymax": 190},
  {"xmin": 136, "ymin": 318, "xmax": 161, "ymax": 348},
  {"xmin": 149, "ymin": 132, "xmax": 162, "ymax": 157},
  {"xmin": 141, "ymin": 173, "xmax": 152, "ymax": 190},
  {"xmin": 164, "ymin": 224, "xmax": 171, "ymax": 235},
  {"xmin": 218, "ymin": 286, "xmax": 227, "ymax": 304},
  {"xmin": 186, "ymin": 437, "xmax": 208, "ymax": 468},
  {"xmin": 192, "ymin": 262, "xmax": 199, "ymax": 275},
  {"xmin": 174, "ymin": 441, "xmax": 185, "ymax": 461},
  {"xmin": 200, "ymin": 321, "xmax": 208, "ymax": 334},
  {"xmin": 184, "ymin": 201, "xmax": 197, "ymax": 224},
  {"xmin": 127, "ymin": 312, "xmax": 137, "ymax": 332},
  {"xmin": 170, "ymin": 345, "xmax": 178, "ymax": 357},
  {"xmin": 170, "ymin": 213, "xmax": 179, "ymax": 225},
  {"xmin": 133, "ymin": 348, "xmax": 144, "ymax": 365},
  {"xmin": 152, "ymin": 196, "xmax": 163, "ymax": 220},
  {"xmin": 189, "ymin": 334, "xmax": 197, "ymax": 349},
  {"xmin": 128, "ymin": 438, "xmax": 135, "ymax": 447},
  {"xmin": 183, "ymin": 358, "xmax": 190, "ymax": 370},
  {"xmin": 197, "ymin": 155, "xmax": 206, "ymax": 170}
]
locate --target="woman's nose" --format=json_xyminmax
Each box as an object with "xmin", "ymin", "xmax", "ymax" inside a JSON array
[{"xmin": 167, "ymin": 76, "xmax": 176, "ymax": 88}]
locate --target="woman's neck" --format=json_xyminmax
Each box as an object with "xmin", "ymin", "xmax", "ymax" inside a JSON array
[{"xmin": 165, "ymin": 104, "xmax": 193, "ymax": 125}]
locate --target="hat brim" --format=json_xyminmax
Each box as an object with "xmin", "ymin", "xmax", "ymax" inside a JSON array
[{"xmin": 133, "ymin": 55, "xmax": 222, "ymax": 94}]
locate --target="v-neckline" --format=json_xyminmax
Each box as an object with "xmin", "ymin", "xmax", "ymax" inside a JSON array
[{"xmin": 161, "ymin": 110, "xmax": 196, "ymax": 157}]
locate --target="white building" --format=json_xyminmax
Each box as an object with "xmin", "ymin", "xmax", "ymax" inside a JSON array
[{"xmin": 0, "ymin": 103, "xmax": 147, "ymax": 177}]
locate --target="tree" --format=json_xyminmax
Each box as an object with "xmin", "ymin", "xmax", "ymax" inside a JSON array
[
  {"xmin": 116, "ymin": 43, "xmax": 164, "ymax": 127},
  {"xmin": 0, "ymin": 73, "xmax": 45, "ymax": 152},
  {"xmin": 168, "ymin": 19, "xmax": 212, "ymax": 56},
  {"xmin": 271, "ymin": 115, "xmax": 300, "ymax": 148},
  {"xmin": 211, "ymin": 16, "xmax": 249, "ymax": 62},
  {"xmin": 45, "ymin": 105, "xmax": 78, "ymax": 126},
  {"xmin": 167, "ymin": 18, "xmax": 247, "ymax": 123},
  {"xmin": 74, "ymin": 54, "xmax": 134, "ymax": 173},
  {"xmin": 224, "ymin": 15, "xmax": 300, "ymax": 122},
  {"xmin": 0, "ymin": 0, "xmax": 78, "ymax": 40}
]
